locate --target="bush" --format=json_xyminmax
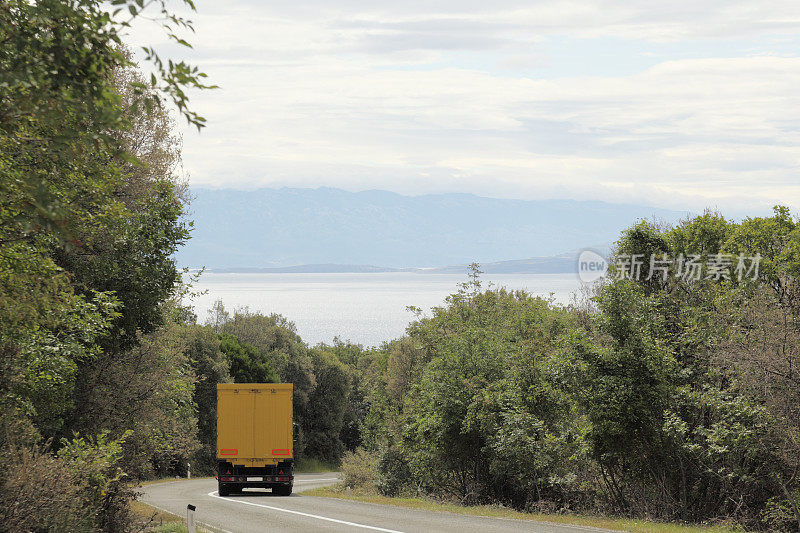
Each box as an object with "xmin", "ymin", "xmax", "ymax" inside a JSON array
[
  {"xmin": 377, "ymin": 446, "xmax": 412, "ymax": 497},
  {"xmin": 763, "ymin": 491, "xmax": 800, "ymax": 532},
  {"xmin": 340, "ymin": 448, "xmax": 378, "ymax": 493},
  {"xmin": 58, "ymin": 432, "xmax": 136, "ymax": 532},
  {"xmin": 0, "ymin": 445, "xmax": 91, "ymax": 532},
  {"xmin": 0, "ymin": 431, "xmax": 138, "ymax": 533}
]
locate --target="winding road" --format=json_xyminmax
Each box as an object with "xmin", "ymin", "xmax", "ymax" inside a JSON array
[{"xmin": 141, "ymin": 473, "xmax": 612, "ymax": 532}]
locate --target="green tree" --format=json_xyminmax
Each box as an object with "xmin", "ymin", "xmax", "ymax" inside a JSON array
[
  {"xmin": 304, "ymin": 348, "xmax": 351, "ymax": 464},
  {"xmin": 577, "ymin": 210, "xmax": 797, "ymax": 524},
  {"xmin": 220, "ymin": 333, "xmax": 279, "ymax": 384},
  {"xmin": 400, "ymin": 274, "xmax": 583, "ymax": 506},
  {"xmin": 0, "ymin": 1, "xmax": 213, "ymax": 527},
  {"xmin": 185, "ymin": 325, "xmax": 230, "ymax": 472}
]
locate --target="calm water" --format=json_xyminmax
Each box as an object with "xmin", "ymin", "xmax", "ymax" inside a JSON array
[{"xmin": 187, "ymin": 272, "xmax": 583, "ymax": 347}]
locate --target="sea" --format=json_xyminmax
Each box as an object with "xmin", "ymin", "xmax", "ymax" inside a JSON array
[{"xmin": 187, "ymin": 272, "xmax": 585, "ymax": 347}]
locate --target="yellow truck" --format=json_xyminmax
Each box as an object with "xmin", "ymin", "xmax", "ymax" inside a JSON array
[{"xmin": 216, "ymin": 383, "xmax": 294, "ymax": 496}]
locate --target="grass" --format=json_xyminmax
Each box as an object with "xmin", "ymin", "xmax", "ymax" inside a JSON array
[
  {"xmin": 294, "ymin": 457, "xmax": 338, "ymax": 473},
  {"xmin": 304, "ymin": 486, "xmax": 742, "ymax": 533},
  {"xmin": 152, "ymin": 524, "xmax": 189, "ymax": 533},
  {"xmin": 130, "ymin": 499, "xmax": 184, "ymax": 531},
  {"xmin": 130, "ymin": 498, "xmax": 216, "ymax": 533}
]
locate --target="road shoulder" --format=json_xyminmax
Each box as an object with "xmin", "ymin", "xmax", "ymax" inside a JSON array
[{"xmin": 303, "ymin": 486, "xmax": 737, "ymax": 533}]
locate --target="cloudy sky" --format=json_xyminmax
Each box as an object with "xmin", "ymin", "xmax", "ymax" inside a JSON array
[{"xmin": 129, "ymin": 1, "xmax": 800, "ymax": 213}]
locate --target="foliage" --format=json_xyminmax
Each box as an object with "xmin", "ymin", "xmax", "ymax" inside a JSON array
[
  {"xmin": 0, "ymin": 444, "xmax": 92, "ymax": 532},
  {"xmin": 58, "ymin": 432, "xmax": 136, "ymax": 532},
  {"xmin": 219, "ymin": 332, "xmax": 279, "ymax": 384},
  {"xmin": 303, "ymin": 347, "xmax": 352, "ymax": 464},
  {"xmin": 564, "ymin": 209, "xmax": 800, "ymax": 525},
  {"xmin": 205, "ymin": 302, "xmax": 362, "ymax": 465},
  {"xmin": 375, "ymin": 445, "xmax": 413, "ymax": 497},
  {"xmin": 349, "ymin": 212, "xmax": 800, "ymax": 530},
  {"xmin": 74, "ymin": 320, "xmax": 200, "ymax": 479},
  {"xmin": 0, "ymin": 433, "xmax": 134, "ymax": 532},
  {"xmin": 0, "ymin": 0, "xmax": 212, "ymax": 529},
  {"xmin": 340, "ymin": 448, "xmax": 379, "ymax": 493},
  {"xmin": 184, "ymin": 325, "xmax": 229, "ymax": 473},
  {"xmin": 356, "ymin": 267, "xmax": 588, "ymax": 508}
]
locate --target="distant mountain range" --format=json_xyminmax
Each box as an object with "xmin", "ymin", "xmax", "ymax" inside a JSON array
[
  {"xmin": 206, "ymin": 255, "xmax": 579, "ymax": 274},
  {"xmin": 178, "ymin": 187, "xmax": 689, "ymax": 271}
]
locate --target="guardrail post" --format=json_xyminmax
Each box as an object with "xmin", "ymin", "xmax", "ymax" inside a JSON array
[{"xmin": 187, "ymin": 504, "xmax": 196, "ymax": 533}]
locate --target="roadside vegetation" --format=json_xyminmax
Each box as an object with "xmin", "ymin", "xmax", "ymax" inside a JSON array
[
  {"xmin": 129, "ymin": 500, "xmax": 216, "ymax": 533},
  {"xmin": 304, "ymin": 486, "xmax": 740, "ymax": 533},
  {"xmin": 0, "ymin": 0, "xmax": 347, "ymax": 527},
  {"xmin": 335, "ymin": 212, "xmax": 800, "ymax": 531}
]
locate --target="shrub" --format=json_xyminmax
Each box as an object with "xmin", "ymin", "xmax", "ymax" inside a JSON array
[
  {"xmin": 0, "ymin": 431, "xmax": 138, "ymax": 532},
  {"xmin": 58, "ymin": 432, "xmax": 136, "ymax": 532},
  {"xmin": 340, "ymin": 448, "xmax": 378, "ymax": 493},
  {"xmin": 763, "ymin": 491, "xmax": 800, "ymax": 532},
  {"xmin": 377, "ymin": 446, "xmax": 412, "ymax": 497},
  {"xmin": 0, "ymin": 445, "xmax": 91, "ymax": 532}
]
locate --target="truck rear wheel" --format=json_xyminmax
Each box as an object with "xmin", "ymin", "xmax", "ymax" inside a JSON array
[
  {"xmin": 274, "ymin": 485, "xmax": 292, "ymax": 496},
  {"xmin": 218, "ymin": 483, "xmax": 230, "ymax": 497}
]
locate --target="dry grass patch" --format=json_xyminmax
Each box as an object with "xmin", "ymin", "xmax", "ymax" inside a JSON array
[
  {"xmin": 304, "ymin": 486, "xmax": 742, "ymax": 533},
  {"xmin": 130, "ymin": 499, "xmax": 183, "ymax": 529},
  {"xmin": 129, "ymin": 499, "xmax": 219, "ymax": 533}
]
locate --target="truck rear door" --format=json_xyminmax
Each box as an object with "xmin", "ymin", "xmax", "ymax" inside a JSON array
[{"xmin": 253, "ymin": 386, "xmax": 293, "ymax": 460}]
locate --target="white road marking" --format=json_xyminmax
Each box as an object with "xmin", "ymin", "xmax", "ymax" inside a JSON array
[{"xmin": 207, "ymin": 491, "xmax": 405, "ymax": 533}]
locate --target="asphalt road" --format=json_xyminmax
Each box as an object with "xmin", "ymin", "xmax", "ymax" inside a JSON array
[{"xmin": 141, "ymin": 474, "xmax": 611, "ymax": 533}]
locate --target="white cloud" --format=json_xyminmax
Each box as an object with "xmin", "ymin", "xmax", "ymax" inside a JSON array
[{"xmin": 124, "ymin": 1, "xmax": 800, "ymax": 213}]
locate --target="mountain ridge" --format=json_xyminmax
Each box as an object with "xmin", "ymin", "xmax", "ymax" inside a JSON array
[{"xmin": 178, "ymin": 187, "xmax": 688, "ymax": 269}]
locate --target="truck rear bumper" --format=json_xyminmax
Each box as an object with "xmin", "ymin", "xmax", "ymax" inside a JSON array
[
  {"xmin": 219, "ymin": 481, "xmax": 292, "ymax": 489},
  {"xmin": 216, "ymin": 459, "xmax": 294, "ymax": 495}
]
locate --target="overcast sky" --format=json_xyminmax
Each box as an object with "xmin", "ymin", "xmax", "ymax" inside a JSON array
[{"xmin": 129, "ymin": 1, "xmax": 800, "ymax": 213}]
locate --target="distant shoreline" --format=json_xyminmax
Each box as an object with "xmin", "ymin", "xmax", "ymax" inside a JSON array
[{"xmin": 186, "ymin": 256, "xmax": 581, "ymax": 275}]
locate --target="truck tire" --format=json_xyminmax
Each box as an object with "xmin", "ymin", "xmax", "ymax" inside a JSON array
[
  {"xmin": 274, "ymin": 485, "xmax": 292, "ymax": 496},
  {"xmin": 218, "ymin": 483, "xmax": 230, "ymax": 497}
]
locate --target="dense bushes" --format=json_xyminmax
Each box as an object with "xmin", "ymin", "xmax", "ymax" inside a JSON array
[
  {"xmin": 361, "ymin": 279, "xmax": 592, "ymax": 509},
  {"xmin": 340, "ymin": 448, "xmax": 379, "ymax": 493},
  {"xmin": 351, "ymin": 211, "xmax": 800, "ymax": 530},
  {"xmin": 0, "ymin": 432, "xmax": 135, "ymax": 532},
  {"xmin": 0, "ymin": 1, "xmax": 212, "ymax": 528}
]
